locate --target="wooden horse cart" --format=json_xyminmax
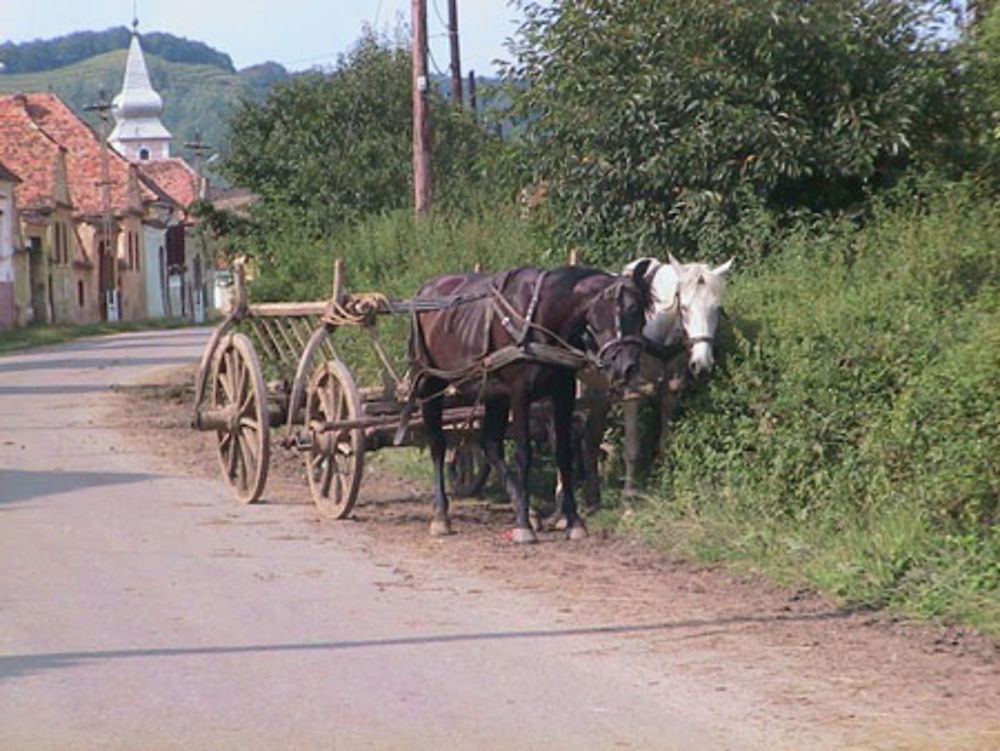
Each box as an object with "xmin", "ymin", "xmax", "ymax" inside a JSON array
[{"xmin": 191, "ymin": 261, "xmax": 604, "ymax": 519}]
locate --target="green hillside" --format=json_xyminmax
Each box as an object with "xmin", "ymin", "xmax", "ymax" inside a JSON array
[{"xmin": 0, "ymin": 48, "xmax": 288, "ymax": 159}]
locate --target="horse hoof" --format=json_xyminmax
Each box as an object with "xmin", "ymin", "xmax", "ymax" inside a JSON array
[
  {"xmin": 547, "ymin": 514, "xmax": 568, "ymax": 532},
  {"xmin": 567, "ymin": 524, "xmax": 588, "ymax": 541},
  {"xmin": 430, "ymin": 518, "xmax": 452, "ymax": 537},
  {"xmin": 510, "ymin": 527, "xmax": 538, "ymax": 544}
]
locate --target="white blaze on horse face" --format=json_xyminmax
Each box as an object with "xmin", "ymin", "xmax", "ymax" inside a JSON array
[{"xmin": 680, "ymin": 274, "xmax": 722, "ymax": 376}]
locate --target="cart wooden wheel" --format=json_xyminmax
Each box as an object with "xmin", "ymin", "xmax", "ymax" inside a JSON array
[
  {"xmin": 210, "ymin": 332, "xmax": 270, "ymax": 503},
  {"xmin": 305, "ymin": 359, "xmax": 365, "ymax": 518},
  {"xmin": 447, "ymin": 438, "xmax": 491, "ymax": 497}
]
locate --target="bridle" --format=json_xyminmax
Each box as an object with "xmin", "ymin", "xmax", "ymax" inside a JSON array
[
  {"xmin": 672, "ymin": 286, "xmax": 723, "ymax": 352},
  {"xmin": 586, "ymin": 277, "xmax": 645, "ymax": 369}
]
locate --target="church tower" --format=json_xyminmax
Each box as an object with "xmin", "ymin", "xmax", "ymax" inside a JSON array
[{"xmin": 109, "ymin": 18, "xmax": 172, "ymax": 162}]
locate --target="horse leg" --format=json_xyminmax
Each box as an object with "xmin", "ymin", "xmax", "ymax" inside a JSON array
[
  {"xmin": 481, "ymin": 396, "xmax": 510, "ymax": 487},
  {"xmin": 657, "ymin": 384, "xmax": 679, "ymax": 455},
  {"xmin": 554, "ymin": 379, "xmax": 587, "ymax": 540},
  {"xmin": 622, "ymin": 396, "xmax": 641, "ymax": 497},
  {"xmin": 422, "ymin": 388, "xmax": 451, "ymax": 536},
  {"xmin": 506, "ymin": 390, "xmax": 537, "ymax": 544},
  {"xmin": 581, "ymin": 387, "xmax": 609, "ymax": 510}
]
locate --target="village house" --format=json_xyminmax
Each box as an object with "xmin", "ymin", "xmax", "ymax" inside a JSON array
[
  {"xmin": 0, "ymin": 92, "xmax": 170, "ymax": 324},
  {"xmin": 0, "ymin": 159, "xmax": 21, "ymax": 329},
  {"xmin": 0, "ymin": 22, "xmax": 213, "ymax": 327}
]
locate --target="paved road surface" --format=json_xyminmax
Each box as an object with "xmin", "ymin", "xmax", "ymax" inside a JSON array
[{"xmin": 0, "ymin": 328, "xmax": 860, "ymax": 749}]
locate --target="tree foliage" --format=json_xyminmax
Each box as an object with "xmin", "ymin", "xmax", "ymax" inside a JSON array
[
  {"xmin": 221, "ymin": 30, "xmax": 491, "ymax": 245},
  {"xmin": 957, "ymin": 0, "xmax": 1000, "ymax": 181},
  {"xmin": 501, "ymin": 0, "xmax": 961, "ymax": 263}
]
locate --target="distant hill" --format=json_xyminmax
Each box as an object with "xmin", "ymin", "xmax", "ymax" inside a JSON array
[
  {"xmin": 0, "ymin": 45, "xmax": 289, "ymax": 161},
  {"xmin": 0, "ymin": 27, "xmax": 235, "ymax": 74}
]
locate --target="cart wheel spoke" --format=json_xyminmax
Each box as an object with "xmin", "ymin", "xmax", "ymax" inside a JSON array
[
  {"xmin": 320, "ymin": 458, "xmax": 335, "ymax": 498},
  {"xmin": 239, "ymin": 430, "xmax": 258, "ymax": 467},
  {"xmin": 226, "ymin": 434, "xmax": 240, "ymax": 478},
  {"xmin": 240, "ymin": 416, "xmax": 260, "ymax": 432}
]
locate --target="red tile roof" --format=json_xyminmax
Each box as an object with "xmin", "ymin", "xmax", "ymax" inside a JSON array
[
  {"xmin": 0, "ymin": 95, "xmax": 65, "ymax": 211},
  {"xmin": 0, "ymin": 93, "xmax": 162, "ymax": 217},
  {"xmin": 139, "ymin": 158, "xmax": 200, "ymax": 208}
]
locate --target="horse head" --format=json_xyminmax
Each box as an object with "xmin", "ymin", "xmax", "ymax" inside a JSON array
[
  {"xmin": 626, "ymin": 253, "xmax": 733, "ymax": 378},
  {"xmin": 580, "ymin": 272, "xmax": 649, "ymax": 389}
]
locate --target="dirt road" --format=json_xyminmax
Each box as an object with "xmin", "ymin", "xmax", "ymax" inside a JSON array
[{"xmin": 1, "ymin": 328, "xmax": 997, "ymax": 750}]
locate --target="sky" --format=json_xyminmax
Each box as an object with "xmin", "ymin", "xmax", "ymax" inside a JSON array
[{"xmin": 0, "ymin": 0, "xmax": 532, "ymax": 78}]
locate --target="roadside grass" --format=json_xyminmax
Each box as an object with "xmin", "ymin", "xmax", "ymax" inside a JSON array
[{"xmin": 0, "ymin": 317, "xmax": 198, "ymax": 356}]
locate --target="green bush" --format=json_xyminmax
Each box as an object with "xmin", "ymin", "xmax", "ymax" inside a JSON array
[{"xmin": 623, "ymin": 182, "xmax": 1000, "ymax": 632}]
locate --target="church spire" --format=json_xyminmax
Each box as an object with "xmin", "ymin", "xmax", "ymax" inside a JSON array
[{"xmin": 108, "ymin": 16, "xmax": 172, "ymax": 162}]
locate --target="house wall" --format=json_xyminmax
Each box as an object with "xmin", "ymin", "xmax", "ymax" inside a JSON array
[
  {"xmin": 12, "ymin": 249, "xmax": 31, "ymax": 325},
  {"xmin": 19, "ymin": 220, "xmax": 51, "ymax": 325},
  {"xmin": 0, "ymin": 179, "xmax": 16, "ymax": 329},
  {"xmin": 143, "ymin": 224, "xmax": 167, "ymax": 318},
  {"xmin": 46, "ymin": 212, "xmax": 75, "ymax": 325},
  {"xmin": 72, "ymin": 222, "xmax": 104, "ymax": 324},
  {"xmin": 116, "ymin": 219, "xmax": 141, "ymax": 321}
]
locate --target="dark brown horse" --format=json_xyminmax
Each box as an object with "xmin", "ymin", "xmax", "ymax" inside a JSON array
[{"xmin": 408, "ymin": 266, "xmax": 649, "ymax": 543}]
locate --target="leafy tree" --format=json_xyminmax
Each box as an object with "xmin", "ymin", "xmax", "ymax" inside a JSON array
[
  {"xmin": 221, "ymin": 29, "xmax": 491, "ymax": 245},
  {"xmin": 957, "ymin": 0, "xmax": 1000, "ymax": 182},
  {"xmin": 501, "ymin": 0, "xmax": 961, "ymax": 263}
]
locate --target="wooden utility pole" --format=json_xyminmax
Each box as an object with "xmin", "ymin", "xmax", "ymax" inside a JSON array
[
  {"xmin": 183, "ymin": 130, "xmax": 212, "ymax": 200},
  {"xmin": 412, "ymin": 0, "xmax": 432, "ymax": 215},
  {"xmin": 447, "ymin": 0, "xmax": 463, "ymax": 106},
  {"xmin": 183, "ymin": 131, "xmax": 214, "ymax": 323}
]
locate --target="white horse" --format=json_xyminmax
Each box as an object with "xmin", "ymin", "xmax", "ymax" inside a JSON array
[
  {"xmin": 619, "ymin": 254, "xmax": 732, "ymax": 492},
  {"xmin": 573, "ymin": 254, "xmax": 732, "ymax": 505}
]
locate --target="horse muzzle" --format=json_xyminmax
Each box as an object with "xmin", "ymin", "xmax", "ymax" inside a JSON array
[
  {"xmin": 593, "ymin": 335, "xmax": 644, "ymax": 389},
  {"xmin": 687, "ymin": 338, "xmax": 715, "ymax": 379}
]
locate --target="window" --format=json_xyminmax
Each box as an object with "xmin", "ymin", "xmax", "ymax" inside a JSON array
[
  {"xmin": 139, "ymin": 148, "xmax": 150, "ymax": 161},
  {"xmin": 77, "ymin": 280, "xmax": 85, "ymax": 307},
  {"xmin": 54, "ymin": 223, "xmax": 70, "ymax": 265}
]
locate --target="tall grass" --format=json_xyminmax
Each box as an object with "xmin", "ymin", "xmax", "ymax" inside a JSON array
[
  {"xmin": 623, "ymin": 183, "xmax": 1000, "ymax": 634},
  {"xmin": 245, "ymin": 204, "xmax": 548, "ymax": 389}
]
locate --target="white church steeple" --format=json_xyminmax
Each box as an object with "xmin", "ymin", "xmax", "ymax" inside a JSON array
[{"xmin": 109, "ymin": 17, "xmax": 172, "ymax": 162}]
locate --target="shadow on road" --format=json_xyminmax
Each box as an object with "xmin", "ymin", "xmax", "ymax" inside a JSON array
[
  {"xmin": 0, "ymin": 608, "xmax": 860, "ymax": 682},
  {"xmin": 0, "ymin": 468, "xmax": 160, "ymax": 507},
  {"xmin": 0, "ymin": 356, "xmax": 196, "ymax": 375}
]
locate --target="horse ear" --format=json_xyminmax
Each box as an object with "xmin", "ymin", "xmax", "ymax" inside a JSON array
[
  {"xmin": 628, "ymin": 257, "xmax": 659, "ymax": 284},
  {"xmin": 668, "ymin": 253, "xmax": 684, "ymax": 276},
  {"xmin": 712, "ymin": 257, "xmax": 734, "ymax": 277}
]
